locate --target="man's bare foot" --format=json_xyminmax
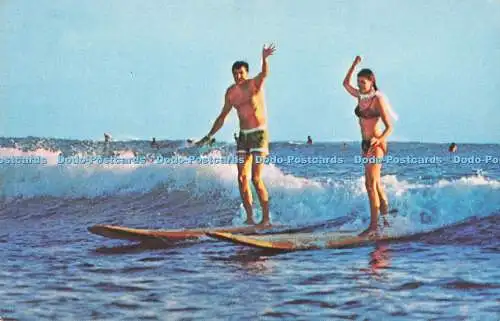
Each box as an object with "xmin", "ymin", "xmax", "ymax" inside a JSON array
[
  {"xmin": 244, "ymin": 218, "xmax": 256, "ymax": 225},
  {"xmin": 258, "ymin": 219, "xmax": 271, "ymax": 227}
]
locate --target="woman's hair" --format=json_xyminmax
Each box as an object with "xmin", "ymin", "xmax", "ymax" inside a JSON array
[{"xmin": 357, "ymin": 68, "xmax": 378, "ymax": 91}]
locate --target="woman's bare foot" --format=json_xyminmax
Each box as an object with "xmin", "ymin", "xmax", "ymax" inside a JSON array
[{"xmin": 359, "ymin": 226, "xmax": 378, "ymax": 238}]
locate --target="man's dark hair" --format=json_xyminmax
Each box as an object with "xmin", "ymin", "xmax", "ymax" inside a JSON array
[{"xmin": 232, "ymin": 61, "xmax": 249, "ymax": 72}]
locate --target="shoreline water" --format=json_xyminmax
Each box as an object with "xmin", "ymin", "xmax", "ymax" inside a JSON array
[{"xmin": 0, "ymin": 140, "xmax": 499, "ymax": 320}]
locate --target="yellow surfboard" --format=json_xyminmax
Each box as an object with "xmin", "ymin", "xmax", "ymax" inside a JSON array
[{"xmin": 207, "ymin": 229, "xmax": 408, "ymax": 251}]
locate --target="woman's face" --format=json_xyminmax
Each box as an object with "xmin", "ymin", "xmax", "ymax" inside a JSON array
[{"xmin": 357, "ymin": 76, "xmax": 373, "ymax": 93}]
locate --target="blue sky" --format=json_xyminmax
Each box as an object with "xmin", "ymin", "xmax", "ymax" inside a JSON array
[{"xmin": 1, "ymin": 0, "xmax": 499, "ymax": 143}]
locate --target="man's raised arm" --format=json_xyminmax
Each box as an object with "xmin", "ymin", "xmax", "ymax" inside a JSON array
[{"xmin": 254, "ymin": 44, "xmax": 276, "ymax": 92}]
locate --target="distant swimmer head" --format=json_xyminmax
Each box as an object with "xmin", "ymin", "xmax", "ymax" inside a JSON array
[
  {"xmin": 232, "ymin": 61, "xmax": 249, "ymax": 84},
  {"xmin": 151, "ymin": 137, "xmax": 159, "ymax": 149},
  {"xmin": 357, "ymin": 68, "xmax": 378, "ymax": 94},
  {"xmin": 449, "ymin": 142, "xmax": 458, "ymax": 153}
]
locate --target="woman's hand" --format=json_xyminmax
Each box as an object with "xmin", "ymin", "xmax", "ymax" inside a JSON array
[
  {"xmin": 353, "ymin": 55, "xmax": 362, "ymax": 66},
  {"xmin": 369, "ymin": 136, "xmax": 381, "ymax": 148}
]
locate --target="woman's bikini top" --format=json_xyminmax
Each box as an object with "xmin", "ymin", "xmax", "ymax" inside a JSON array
[{"xmin": 354, "ymin": 91, "xmax": 380, "ymax": 119}]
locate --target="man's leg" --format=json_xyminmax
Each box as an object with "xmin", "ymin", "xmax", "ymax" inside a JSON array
[
  {"xmin": 237, "ymin": 152, "xmax": 254, "ymax": 224},
  {"xmin": 251, "ymin": 152, "xmax": 270, "ymax": 225}
]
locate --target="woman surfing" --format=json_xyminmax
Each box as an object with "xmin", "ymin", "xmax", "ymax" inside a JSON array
[{"xmin": 343, "ymin": 56, "xmax": 394, "ymax": 237}]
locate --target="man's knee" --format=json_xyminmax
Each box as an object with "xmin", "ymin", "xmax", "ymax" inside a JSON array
[
  {"xmin": 251, "ymin": 174, "xmax": 263, "ymax": 187},
  {"xmin": 238, "ymin": 173, "xmax": 250, "ymax": 185}
]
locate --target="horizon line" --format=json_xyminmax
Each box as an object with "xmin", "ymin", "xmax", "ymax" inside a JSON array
[{"xmin": 0, "ymin": 136, "xmax": 497, "ymax": 145}]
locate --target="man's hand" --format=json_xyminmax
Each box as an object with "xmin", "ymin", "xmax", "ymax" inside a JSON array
[
  {"xmin": 262, "ymin": 43, "xmax": 276, "ymax": 59},
  {"xmin": 195, "ymin": 135, "xmax": 211, "ymax": 147}
]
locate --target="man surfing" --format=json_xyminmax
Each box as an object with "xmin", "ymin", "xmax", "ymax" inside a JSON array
[{"xmin": 195, "ymin": 44, "xmax": 276, "ymax": 225}]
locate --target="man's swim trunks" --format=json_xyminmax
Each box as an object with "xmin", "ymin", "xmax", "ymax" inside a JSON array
[{"xmin": 237, "ymin": 126, "xmax": 269, "ymax": 155}]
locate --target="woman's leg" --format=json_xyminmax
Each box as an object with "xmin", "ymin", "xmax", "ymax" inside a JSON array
[
  {"xmin": 360, "ymin": 144, "xmax": 385, "ymax": 236},
  {"xmin": 360, "ymin": 162, "xmax": 382, "ymax": 236}
]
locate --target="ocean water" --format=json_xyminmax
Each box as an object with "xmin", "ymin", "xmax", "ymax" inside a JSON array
[{"xmin": 0, "ymin": 137, "xmax": 499, "ymax": 320}]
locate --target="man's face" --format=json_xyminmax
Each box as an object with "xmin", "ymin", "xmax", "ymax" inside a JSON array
[{"xmin": 232, "ymin": 67, "xmax": 248, "ymax": 84}]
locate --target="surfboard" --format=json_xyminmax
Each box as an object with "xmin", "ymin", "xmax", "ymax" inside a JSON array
[
  {"xmin": 88, "ymin": 224, "xmax": 283, "ymax": 243},
  {"xmin": 206, "ymin": 229, "xmax": 407, "ymax": 251}
]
